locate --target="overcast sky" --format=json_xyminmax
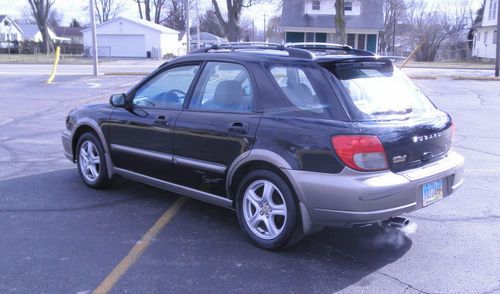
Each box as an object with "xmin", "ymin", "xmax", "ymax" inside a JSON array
[{"xmin": 0, "ymin": 0, "xmax": 482, "ymax": 31}]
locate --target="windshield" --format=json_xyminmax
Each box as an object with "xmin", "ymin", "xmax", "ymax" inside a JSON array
[{"xmin": 330, "ymin": 62, "xmax": 436, "ymax": 120}]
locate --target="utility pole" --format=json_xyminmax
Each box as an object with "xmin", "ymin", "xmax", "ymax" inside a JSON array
[
  {"xmin": 196, "ymin": 0, "xmax": 200, "ymax": 49},
  {"xmin": 496, "ymin": 0, "xmax": 500, "ymax": 77},
  {"xmin": 263, "ymin": 14, "xmax": 266, "ymax": 42},
  {"xmin": 252, "ymin": 19, "xmax": 255, "ymax": 42},
  {"xmin": 89, "ymin": 0, "xmax": 98, "ymax": 76},
  {"xmin": 392, "ymin": 14, "xmax": 396, "ymax": 56},
  {"xmin": 185, "ymin": 0, "xmax": 190, "ymax": 54}
]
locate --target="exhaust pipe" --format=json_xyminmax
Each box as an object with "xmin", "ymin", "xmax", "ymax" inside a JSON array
[{"xmin": 383, "ymin": 216, "xmax": 410, "ymax": 229}]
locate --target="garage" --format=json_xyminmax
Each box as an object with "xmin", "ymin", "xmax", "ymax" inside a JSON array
[
  {"xmin": 82, "ymin": 16, "xmax": 179, "ymax": 58},
  {"xmin": 96, "ymin": 34, "xmax": 145, "ymax": 57}
]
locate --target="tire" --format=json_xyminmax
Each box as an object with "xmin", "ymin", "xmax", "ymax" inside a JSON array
[
  {"xmin": 236, "ymin": 169, "xmax": 303, "ymax": 250},
  {"xmin": 76, "ymin": 132, "xmax": 112, "ymax": 189}
]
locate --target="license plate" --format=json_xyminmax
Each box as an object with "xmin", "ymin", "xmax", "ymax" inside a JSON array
[{"xmin": 422, "ymin": 179, "xmax": 443, "ymax": 206}]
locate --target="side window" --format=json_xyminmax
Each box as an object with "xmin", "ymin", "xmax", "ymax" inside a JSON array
[
  {"xmin": 269, "ymin": 66, "xmax": 324, "ymax": 114},
  {"xmin": 133, "ymin": 64, "xmax": 200, "ymax": 109},
  {"xmin": 188, "ymin": 62, "xmax": 253, "ymax": 112}
]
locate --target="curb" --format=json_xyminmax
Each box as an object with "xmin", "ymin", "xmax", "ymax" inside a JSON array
[
  {"xmin": 103, "ymin": 72, "xmax": 149, "ymax": 76},
  {"xmin": 407, "ymin": 75, "xmax": 439, "ymax": 80},
  {"xmin": 452, "ymin": 75, "xmax": 500, "ymax": 81}
]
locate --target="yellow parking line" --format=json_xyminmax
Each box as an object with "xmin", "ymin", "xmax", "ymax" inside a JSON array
[{"xmin": 92, "ymin": 197, "xmax": 187, "ymax": 294}]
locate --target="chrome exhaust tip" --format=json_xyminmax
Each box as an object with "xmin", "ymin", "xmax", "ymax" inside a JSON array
[{"xmin": 382, "ymin": 216, "xmax": 410, "ymax": 229}]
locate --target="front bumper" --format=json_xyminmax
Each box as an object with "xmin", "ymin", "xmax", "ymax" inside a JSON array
[
  {"xmin": 61, "ymin": 130, "xmax": 73, "ymax": 161},
  {"xmin": 284, "ymin": 151, "xmax": 464, "ymax": 228}
]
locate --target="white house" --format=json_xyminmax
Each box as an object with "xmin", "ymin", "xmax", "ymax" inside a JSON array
[
  {"xmin": 82, "ymin": 16, "xmax": 179, "ymax": 58},
  {"xmin": 178, "ymin": 31, "xmax": 226, "ymax": 55},
  {"xmin": 473, "ymin": 0, "xmax": 498, "ymax": 59},
  {"xmin": 18, "ymin": 23, "xmax": 70, "ymax": 43},
  {"xmin": 0, "ymin": 15, "xmax": 23, "ymax": 48},
  {"xmin": 279, "ymin": 0, "xmax": 384, "ymax": 53}
]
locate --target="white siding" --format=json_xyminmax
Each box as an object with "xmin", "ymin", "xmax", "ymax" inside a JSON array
[
  {"xmin": 304, "ymin": 0, "xmax": 360, "ymax": 15},
  {"xmin": 474, "ymin": 27, "xmax": 497, "ymax": 59},
  {"xmin": 473, "ymin": 0, "xmax": 499, "ymax": 59},
  {"xmin": 0, "ymin": 17, "xmax": 23, "ymax": 48},
  {"xmin": 82, "ymin": 18, "xmax": 178, "ymax": 57}
]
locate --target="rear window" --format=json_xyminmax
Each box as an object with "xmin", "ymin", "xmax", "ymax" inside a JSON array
[{"xmin": 327, "ymin": 61, "xmax": 436, "ymax": 120}]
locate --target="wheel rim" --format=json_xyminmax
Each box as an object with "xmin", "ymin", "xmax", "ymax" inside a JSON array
[
  {"xmin": 79, "ymin": 140, "xmax": 101, "ymax": 182},
  {"xmin": 242, "ymin": 180, "xmax": 287, "ymax": 240}
]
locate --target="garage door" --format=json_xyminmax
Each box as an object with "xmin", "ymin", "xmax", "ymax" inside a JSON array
[{"xmin": 97, "ymin": 34, "xmax": 146, "ymax": 57}]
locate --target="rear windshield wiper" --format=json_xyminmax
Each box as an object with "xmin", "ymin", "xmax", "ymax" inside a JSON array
[{"xmin": 370, "ymin": 108, "xmax": 413, "ymax": 116}]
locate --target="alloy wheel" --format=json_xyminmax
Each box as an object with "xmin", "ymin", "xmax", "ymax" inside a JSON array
[{"xmin": 242, "ymin": 179, "xmax": 287, "ymax": 240}]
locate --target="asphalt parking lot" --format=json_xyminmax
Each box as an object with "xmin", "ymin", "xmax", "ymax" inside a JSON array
[{"xmin": 0, "ymin": 71, "xmax": 499, "ymax": 293}]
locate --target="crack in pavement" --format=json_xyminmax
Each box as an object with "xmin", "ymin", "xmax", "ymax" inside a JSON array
[
  {"xmin": 455, "ymin": 145, "xmax": 500, "ymax": 157},
  {"xmin": 464, "ymin": 88, "xmax": 486, "ymax": 106},
  {"xmin": 481, "ymin": 286, "xmax": 500, "ymax": 294},
  {"xmin": 410, "ymin": 214, "xmax": 500, "ymax": 223},
  {"xmin": 308, "ymin": 239, "xmax": 436, "ymax": 294}
]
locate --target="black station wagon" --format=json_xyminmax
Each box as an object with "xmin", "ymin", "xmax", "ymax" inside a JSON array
[{"xmin": 62, "ymin": 43, "xmax": 464, "ymax": 249}]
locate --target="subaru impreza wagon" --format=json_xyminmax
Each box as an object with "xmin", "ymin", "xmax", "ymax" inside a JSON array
[{"xmin": 62, "ymin": 43, "xmax": 464, "ymax": 249}]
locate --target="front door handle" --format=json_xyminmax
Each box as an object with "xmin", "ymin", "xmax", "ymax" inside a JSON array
[
  {"xmin": 228, "ymin": 122, "xmax": 249, "ymax": 134},
  {"xmin": 154, "ymin": 115, "xmax": 170, "ymax": 126}
]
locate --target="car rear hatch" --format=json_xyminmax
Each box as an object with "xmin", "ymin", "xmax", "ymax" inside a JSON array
[{"xmin": 320, "ymin": 57, "xmax": 453, "ymax": 172}]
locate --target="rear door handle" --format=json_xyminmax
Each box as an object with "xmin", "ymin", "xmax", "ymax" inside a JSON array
[
  {"xmin": 228, "ymin": 122, "xmax": 249, "ymax": 134},
  {"xmin": 154, "ymin": 115, "xmax": 170, "ymax": 126}
]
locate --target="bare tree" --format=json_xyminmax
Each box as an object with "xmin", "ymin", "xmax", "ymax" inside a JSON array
[
  {"xmin": 164, "ymin": 0, "xmax": 185, "ymax": 30},
  {"xmin": 199, "ymin": 9, "xmax": 224, "ymax": 37},
  {"xmin": 334, "ymin": 0, "xmax": 346, "ymax": 44},
  {"xmin": 407, "ymin": 1, "xmax": 472, "ymax": 61},
  {"xmin": 28, "ymin": 0, "xmax": 55, "ymax": 54},
  {"xmin": 70, "ymin": 18, "xmax": 81, "ymax": 28},
  {"xmin": 94, "ymin": 0, "xmax": 124, "ymax": 24},
  {"xmin": 134, "ymin": 0, "xmax": 169, "ymax": 23},
  {"xmin": 48, "ymin": 9, "xmax": 62, "ymax": 27},
  {"xmin": 211, "ymin": 0, "xmax": 259, "ymax": 42},
  {"xmin": 379, "ymin": 0, "xmax": 415, "ymax": 54}
]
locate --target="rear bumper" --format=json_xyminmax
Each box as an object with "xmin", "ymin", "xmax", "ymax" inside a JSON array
[{"xmin": 284, "ymin": 151, "xmax": 464, "ymax": 228}]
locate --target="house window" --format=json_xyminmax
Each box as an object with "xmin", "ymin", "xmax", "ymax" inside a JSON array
[
  {"xmin": 347, "ymin": 33, "xmax": 355, "ymax": 47},
  {"xmin": 494, "ymin": 0, "xmax": 498, "ymax": 20},
  {"xmin": 478, "ymin": 32, "xmax": 481, "ymax": 42},
  {"xmin": 4, "ymin": 20, "xmax": 9, "ymax": 26},
  {"xmin": 306, "ymin": 32, "xmax": 315, "ymax": 42},
  {"xmin": 357, "ymin": 34, "xmax": 366, "ymax": 50},
  {"xmin": 0, "ymin": 33, "xmax": 5, "ymax": 42},
  {"xmin": 489, "ymin": 0, "xmax": 498, "ymax": 19},
  {"xmin": 11, "ymin": 33, "xmax": 16, "ymax": 41},
  {"xmin": 344, "ymin": 1, "xmax": 353, "ymax": 11},
  {"xmin": 312, "ymin": 0, "xmax": 320, "ymax": 10},
  {"xmin": 494, "ymin": 31, "xmax": 498, "ymax": 44},
  {"xmin": 485, "ymin": 32, "xmax": 488, "ymax": 43}
]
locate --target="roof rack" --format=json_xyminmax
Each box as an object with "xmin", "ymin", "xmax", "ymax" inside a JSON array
[
  {"xmin": 189, "ymin": 42, "xmax": 314, "ymax": 59},
  {"xmin": 285, "ymin": 42, "xmax": 376, "ymax": 57}
]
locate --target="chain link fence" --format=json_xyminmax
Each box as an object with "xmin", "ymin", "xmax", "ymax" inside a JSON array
[{"xmin": 0, "ymin": 41, "xmax": 84, "ymax": 55}]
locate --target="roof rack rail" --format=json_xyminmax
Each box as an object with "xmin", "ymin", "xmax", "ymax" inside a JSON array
[
  {"xmin": 285, "ymin": 42, "xmax": 376, "ymax": 57},
  {"xmin": 219, "ymin": 42, "xmax": 282, "ymax": 47},
  {"xmin": 189, "ymin": 42, "xmax": 314, "ymax": 59}
]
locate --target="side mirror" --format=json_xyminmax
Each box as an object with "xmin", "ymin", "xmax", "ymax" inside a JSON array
[{"xmin": 109, "ymin": 93, "xmax": 127, "ymax": 107}]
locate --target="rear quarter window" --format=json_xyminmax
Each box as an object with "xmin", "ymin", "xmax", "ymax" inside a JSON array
[{"xmin": 264, "ymin": 63, "xmax": 345, "ymax": 120}]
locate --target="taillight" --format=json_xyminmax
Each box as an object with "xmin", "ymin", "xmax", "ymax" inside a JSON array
[{"xmin": 331, "ymin": 135, "xmax": 388, "ymax": 171}]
